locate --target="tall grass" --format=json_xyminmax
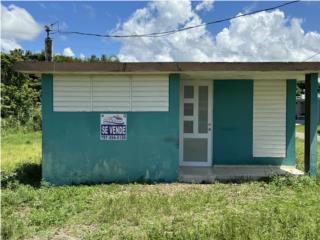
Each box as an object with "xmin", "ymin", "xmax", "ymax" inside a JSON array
[
  {"xmin": 1, "ymin": 131, "xmax": 320, "ymax": 239},
  {"xmin": 295, "ymin": 138, "xmax": 320, "ymax": 174},
  {"xmin": 1, "ymin": 131, "xmax": 41, "ymax": 172}
]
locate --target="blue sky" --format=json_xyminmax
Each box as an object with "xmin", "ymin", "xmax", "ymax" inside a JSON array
[
  {"xmin": 5, "ymin": 1, "xmax": 147, "ymax": 56},
  {"xmin": 2, "ymin": 1, "xmax": 320, "ymax": 61}
]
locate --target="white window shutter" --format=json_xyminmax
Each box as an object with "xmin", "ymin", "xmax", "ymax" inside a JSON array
[
  {"xmin": 92, "ymin": 76, "xmax": 131, "ymax": 112},
  {"xmin": 53, "ymin": 75, "xmax": 169, "ymax": 112},
  {"xmin": 253, "ymin": 80, "xmax": 286, "ymax": 157},
  {"xmin": 131, "ymin": 75, "xmax": 169, "ymax": 111},
  {"xmin": 53, "ymin": 75, "xmax": 91, "ymax": 112}
]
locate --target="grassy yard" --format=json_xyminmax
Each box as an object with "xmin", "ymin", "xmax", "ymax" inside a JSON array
[
  {"xmin": 296, "ymin": 124, "xmax": 320, "ymax": 135},
  {"xmin": 1, "ymin": 131, "xmax": 41, "ymax": 172},
  {"xmin": 1, "ymin": 131, "xmax": 320, "ymax": 240}
]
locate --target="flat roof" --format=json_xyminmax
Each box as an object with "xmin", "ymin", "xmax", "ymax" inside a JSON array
[{"xmin": 14, "ymin": 61, "xmax": 320, "ymax": 74}]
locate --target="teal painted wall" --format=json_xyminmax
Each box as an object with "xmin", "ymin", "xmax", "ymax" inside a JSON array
[
  {"xmin": 213, "ymin": 80, "xmax": 253, "ymax": 164},
  {"xmin": 306, "ymin": 73, "xmax": 318, "ymax": 176},
  {"xmin": 212, "ymin": 80, "xmax": 296, "ymax": 166},
  {"xmin": 42, "ymin": 75, "xmax": 297, "ymax": 184},
  {"xmin": 42, "ymin": 74, "xmax": 180, "ymax": 185},
  {"xmin": 284, "ymin": 80, "xmax": 296, "ymax": 165}
]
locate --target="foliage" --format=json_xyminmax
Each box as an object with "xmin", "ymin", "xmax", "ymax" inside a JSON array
[
  {"xmin": 1, "ymin": 50, "xmax": 42, "ymax": 131},
  {"xmin": 53, "ymin": 53, "xmax": 119, "ymax": 62},
  {"xmin": 296, "ymin": 81, "xmax": 320, "ymax": 96},
  {"xmin": 296, "ymin": 82, "xmax": 305, "ymax": 96},
  {"xmin": 1, "ymin": 49, "xmax": 119, "ymax": 132},
  {"xmin": 1, "ymin": 131, "xmax": 320, "ymax": 239}
]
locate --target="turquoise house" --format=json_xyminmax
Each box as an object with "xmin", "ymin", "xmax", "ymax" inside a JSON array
[{"xmin": 15, "ymin": 62, "xmax": 319, "ymax": 185}]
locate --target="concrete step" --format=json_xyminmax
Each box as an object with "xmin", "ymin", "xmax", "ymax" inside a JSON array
[{"xmin": 179, "ymin": 165, "xmax": 304, "ymax": 183}]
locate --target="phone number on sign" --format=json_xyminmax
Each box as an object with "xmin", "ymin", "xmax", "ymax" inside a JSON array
[{"xmin": 101, "ymin": 125, "xmax": 127, "ymax": 140}]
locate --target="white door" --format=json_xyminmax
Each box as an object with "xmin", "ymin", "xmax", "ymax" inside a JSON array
[{"xmin": 180, "ymin": 80, "xmax": 213, "ymax": 166}]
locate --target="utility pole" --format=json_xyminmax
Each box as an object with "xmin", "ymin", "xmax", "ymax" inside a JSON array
[{"xmin": 44, "ymin": 25, "xmax": 53, "ymax": 61}]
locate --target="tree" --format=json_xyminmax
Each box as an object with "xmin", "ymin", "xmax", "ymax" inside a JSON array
[
  {"xmin": 101, "ymin": 54, "xmax": 107, "ymax": 62},
  {"xmin": 89, "ymin": 54, "xmax": 98, "ymax": 62},
  {"xmin": 1, "ymin": 50, "xmax": 42, "ymax": 130},
  {"xmin": 1, "ymin": 49, "xmax": 119, "ymax": 131}
]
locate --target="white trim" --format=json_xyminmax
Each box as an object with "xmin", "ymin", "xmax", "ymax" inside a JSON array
[
  {"xmin": 179, "ymin": 82, "xmax": 184, "ymax": 166},
  {"xmin": 179, "ymin": 79, "xmax": 213, "ymax": 167}
]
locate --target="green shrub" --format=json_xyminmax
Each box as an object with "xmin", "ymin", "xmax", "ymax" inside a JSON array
[
  {"xmin": 1, "ymin": 49, "xmax": 120, "ymax": 132},
  {"xmin": 1, "ymin": 50, "xmax": 42, "ymax": 131}
]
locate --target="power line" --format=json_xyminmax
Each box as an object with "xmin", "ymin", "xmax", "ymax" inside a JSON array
[
  {"xmin": 303, "ymin": 50, "xmax": 320, "ymax": 62},
  {"xmin": 54, "ymin": 0, "xmax": 300, "ymax": 38}
]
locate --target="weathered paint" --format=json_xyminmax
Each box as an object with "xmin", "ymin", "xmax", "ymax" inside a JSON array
[
  {"xmin": 212, "ymin": 80, "xmax": 296, "ymax": 165},
  {"xmin": 42, "ymin": 74, "xmax": 180, "ymax": 185},
  {"xmin": 305, "ymin": 73, "xmax": 318, "ymax": 176},
  {"xmin": 42, "ymin": 74, "xmax": 298, "ymax": 184}
]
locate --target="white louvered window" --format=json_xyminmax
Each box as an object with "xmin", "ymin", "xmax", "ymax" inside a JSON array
[
  {"xmin": 53, "ymin": 75, "xmax": 91, "ymax": 112},
  {"xmin": 53, "ymin": 75, "xmax": 169, "ymax": 112},
  {"xmin": 253, "ymin": 80, "xmax": 286, "ymax": 157},
  {"xmin": 92, "ymin": 76, "xmax": 131, "ymax": 112},
  {"xmin": 131, "ymin": 75, "xmax": 169, "ymax": 111}
]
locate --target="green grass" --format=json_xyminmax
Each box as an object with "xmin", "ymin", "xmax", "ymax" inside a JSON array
[
  {"xmin": 1, "ymin": 131, "xmax": 320, "ymax": 240},
  {"xmin": 1, "ymin": 131, "xmax": 41, "ymax": 172},
  {"xmin": 295, "ymin": 138, "xmax": 320, "ymax": 174},
  {"xmin": 296, "ymin": 124, "xmax": 320, "ymax": 135}
]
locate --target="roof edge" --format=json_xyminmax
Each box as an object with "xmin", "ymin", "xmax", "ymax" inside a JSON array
[{"xmin": 13, "ymin": 61, "xmax": 320, "ymax": 73}]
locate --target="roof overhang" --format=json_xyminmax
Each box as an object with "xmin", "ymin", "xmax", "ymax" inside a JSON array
[{"xmin": 14, "ymin": 62, "xmax": 320, "ymax": 81}]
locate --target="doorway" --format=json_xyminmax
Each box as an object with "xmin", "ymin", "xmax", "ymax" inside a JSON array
[{"xmin": 179, "ymin": 80, "xmax": 213, "ymax": 166}]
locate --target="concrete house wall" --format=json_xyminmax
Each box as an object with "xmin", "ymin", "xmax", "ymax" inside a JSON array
[
  {"xmin": 42, "ymin": 73, "xmax": 297, "ymax": 185},
  {"xmin": 42, "ymin": 74, "xmax": 180, "ymax": 185},
  {"xmin": 213, "ymin": 80, "xmax": 296, "ymax": 165}
]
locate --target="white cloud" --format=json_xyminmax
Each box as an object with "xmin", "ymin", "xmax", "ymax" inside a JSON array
[
  {"xmin": 114, "ymin": 0, "xmax": 212, "ymax": 62},
  {"xmin": 1, "ymin": 39, "xmax": 22, "ymax": 52},
  {"xmin": 79, "ymin": 53, "xmax": 86, "ymax": 60},
  {"xmin": 63, "ymin": 47, "xmax": 75, "ymax": 57},
  {"xmin": 1, "ymin": 4, "xmax": 42, "ymax": 52},
  {"xmin": 195, "ymin": 0, "xmax": 214, "ymax": 12},
  {"xmin": 114, "ymin": 0, "xmax": 320, "ymax": 62},
  {"xmin": 214, "ymin": 10, "xmax": 320, "ymax": 61}
]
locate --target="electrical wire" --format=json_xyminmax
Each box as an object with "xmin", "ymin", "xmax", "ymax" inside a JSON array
[
  {"xmin": 302, "ymin": 50, "xmax": 320, "ymax": 62},
  {"xmin": 53, "ymin": 0, "xmax": 300, "ymax": 38},
  {"xmin": 48, "ymin": 0, "xmax": 320, "ymax": 62}
]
